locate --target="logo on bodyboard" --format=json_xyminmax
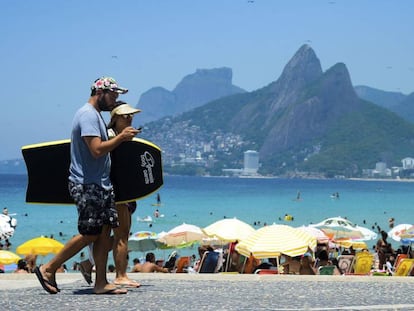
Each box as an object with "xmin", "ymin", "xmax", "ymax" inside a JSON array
[{"xmin": 140, "ymin": 151, "xmax": 155, "ymax": 184}]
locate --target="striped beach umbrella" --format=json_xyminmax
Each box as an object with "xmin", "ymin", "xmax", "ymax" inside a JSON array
[{"xmin": 235, "ymin": 224, "xmax": 316, "ymax": 259}]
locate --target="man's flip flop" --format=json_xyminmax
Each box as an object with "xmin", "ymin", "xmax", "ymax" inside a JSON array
[
  {"xmin": 34, "ymin": 266, "xmax": 59, "ymax": 294},
  {"xmin": 79, "ymin": 264, "xmax": 92, "ymax": 285}
]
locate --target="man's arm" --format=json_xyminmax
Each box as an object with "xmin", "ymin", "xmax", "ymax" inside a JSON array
[
  {"xmin": 84, "ymin": 126, "xmax": 139, "ymax": 158},
  {"xmin": 152, "ymin": 264, "xmax": 169, "ymax": 273}
]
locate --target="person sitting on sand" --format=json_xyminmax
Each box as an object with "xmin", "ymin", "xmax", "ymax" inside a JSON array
[
  {"xmin": 243, "ymin": 253, "xmax": 261, "ymax": 274},
  {"xmin": 300, "ymin": 254, "xmax": 315, "ymax": 275},
  {"xmin": 130, "ymin": 258, "xmax": 142, "ymax": 273},
  {"xmin": 14, "ymin": 259, "xmax": 29, "ymax": 274},
  {"xmin": 314, "ymin": 248, "xmax": 330, "ymax": 269},
  {"xmin": 140, "ymin": 253, "xmax": 170, "ymax": 273},
  {"xmin": 280, "ymin": 255, "xmax": 301, "ymax": 274},
  {"xmin": 193, "ymin": 245, "xmax": 213, "ymax": 272}
]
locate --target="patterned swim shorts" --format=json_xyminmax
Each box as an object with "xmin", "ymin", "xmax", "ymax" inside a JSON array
[{"xmin": 68, "ymin": 182, "xmax": 119, "ymax": 235}]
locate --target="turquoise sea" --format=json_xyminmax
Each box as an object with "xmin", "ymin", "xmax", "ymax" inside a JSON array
[{"xmin": 1, "ymin": 174, "xmax": 414, "ymax": 268}]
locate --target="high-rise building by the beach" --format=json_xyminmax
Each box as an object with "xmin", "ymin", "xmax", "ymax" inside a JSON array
[{"xmin": 243, "ymin": 150, "xmax": 259, "ymax": 175}]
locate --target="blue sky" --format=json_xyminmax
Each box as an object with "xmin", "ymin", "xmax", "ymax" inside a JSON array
[{"xmin": 1, "ymin": 0, "xmax": 413, "ymax": 160}]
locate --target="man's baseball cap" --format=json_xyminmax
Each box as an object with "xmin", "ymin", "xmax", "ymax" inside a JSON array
[{"xmin": 91, "ymin": 77, "xmax": 128, "ymax": 94}]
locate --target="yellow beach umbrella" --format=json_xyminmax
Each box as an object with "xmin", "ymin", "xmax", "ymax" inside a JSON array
[
  {"xmin": 203, "ymin": 218, "xmax": 255, "ymax": 243},
  {"xmin": 16, "ymin": 236, "xmax": 64, "ymax": 256},
  {"xmin": 235, "ymin": 224, "xmax": 316, "ymax": 259},
  {"xmin": 0, "ymin": 250, "xmax": 21, "ymax": 265}
]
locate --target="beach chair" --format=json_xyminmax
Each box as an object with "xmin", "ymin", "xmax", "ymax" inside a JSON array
[
  {"xmin": 393, "ymin": 254, "xmax": 408, "ymax": 271},
  {"xmin": 350, "ymin": 252, "xmax": 374, "ymax": 275},
  {"xmin": 175, "ymin": 256, "xmax": 191, "ymax": 273},
  {"xmin": 318, "ymin": 265, "xmax": 336, "ymax": 275},
  {"xmin": 337, "ymin": 255, "xmax": 355, "ymax": 274},
  {"xmin": 393, "ymin": 258, "xmax": 414, "ymax": 276},
  {"xmin": 164, "ymin": 251, "xmax": 178, "ymax": 270},
  {"xmin": 198, "ymin": 251, "xmax": 222, "ymax": 273}
]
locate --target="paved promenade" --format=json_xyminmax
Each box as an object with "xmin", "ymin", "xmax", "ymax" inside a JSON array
[{"xmin": 1, "ymin": 273, "xmax": 414, "ymax": 310}]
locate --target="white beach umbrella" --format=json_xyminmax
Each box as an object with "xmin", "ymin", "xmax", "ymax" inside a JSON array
[
  {"xmin": 157, "ymin": 223, "xmax": 206, "ymax": 247},
  {"xmin": 388, "ymin": 224, "xmax": 413, "ymax": 242},
  {"xmin": 310, "ymin": 216, "xmax": 377, "ymax": 241},
  {"xmin": 203, "ymin": 218, "xmax": 255, "ymax": 243},
  {"xmin": 296, "ymin": 225, "xmax": 330, "ymax": 244},
  {"xmin": 0, "ymin": 214, "xmax": 17, "ymax": 241}
]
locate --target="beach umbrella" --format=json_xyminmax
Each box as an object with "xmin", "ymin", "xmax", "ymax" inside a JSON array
[
  {"xmin": 235, "ymin": 224, "xmax": 317, "ymax": 259},
  {"xmin": 128, "ymin": 231, "xmax": 165, "ymax": 252},
  {"xmin": 158, "ymin": 223, "xmax": 206, "ymax": 247},
  {"xmin": 333, "ymin": 239, "xmax": 368, "ymax": 250},
  {"xmin": 0, "ymin": 214, "xmax": 17, "ymax": 241},
  {"xmin": 399, "ymin": 225, "xmax": 414, "ymax": 245},
  {"xmin": 0, "ymin": 250, "xmax": 21, "ymax": 265},
  {"xmin": 16, "ymin": 236, "xmax": 64, "ymax": 256},
  {"xmin": 203, "ymin": 218, "xmax": 255, "ymax": 243},
  {"xmin": 296, "ymin": 225, "xmax": 330, "ymax": 244},
  {"xmin": 310, "ymin": 216, "xmax": 377, "ymax": 241},
  {"xmin": 388, "ymin": 224, "xmax": 413, "ymax": 242}
]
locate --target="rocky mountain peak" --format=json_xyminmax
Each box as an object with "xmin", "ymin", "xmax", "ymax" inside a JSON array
[
  {"xmin": 263, "ymin": 45, "xmax": 323, "ymax": 112},
  {"xmin": 281, "ymin": 44, "xmax": 323, "ymax": 83},
  {"xmin": 135, "ymin": 67, "xmax": 245, "ymax": 125}
]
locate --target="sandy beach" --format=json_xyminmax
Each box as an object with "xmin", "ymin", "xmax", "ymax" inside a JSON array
[{"xmin": 1, "ymin": 273, "xmax": 414, "ymax": 310}]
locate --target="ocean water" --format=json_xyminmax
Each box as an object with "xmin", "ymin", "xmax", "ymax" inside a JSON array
[{"xmin": 1, "ymin": 174, "xmax": 413, "ymax": 267}]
